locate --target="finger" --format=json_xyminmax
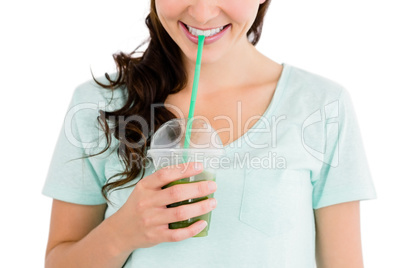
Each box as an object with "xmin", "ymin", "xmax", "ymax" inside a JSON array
[
  {"xmin": 143, "ymin": 162, "xmax": 204, "ymax": 189},
  {"xmin": 155, "ymin": 198, "xmax": 217, "ymax": 226},
  {"xmin": 163, "ymin": 220, "xmax": 209, "ymax": 242},
  {"xmin": 153, "ymin": 180, "xmax": 217, "ymax": 207}
]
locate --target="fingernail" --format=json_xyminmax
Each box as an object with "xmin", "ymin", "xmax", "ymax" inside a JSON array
[
  {"xmin": 208, "ymin": 181, "xmax": 216, "ymax": 191},
  {"xmin": 194, "ymin": 162, "xmax": 203, "ymax": 171},
  {"xmin": 209, "ymin": 198, "xmax": 217, "ymax": 208},
  {"xmin": 200, "ymin": 221, "xmax": 208, "ymax": 230}
]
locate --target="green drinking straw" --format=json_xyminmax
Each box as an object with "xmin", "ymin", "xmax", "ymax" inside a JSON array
[{"xmin": 183, "ymin": 35, "xmax": 205, "ymax": 163}]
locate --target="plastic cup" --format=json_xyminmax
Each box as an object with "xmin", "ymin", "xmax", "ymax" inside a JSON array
[{"xmin": 147, "ymin": 118, "xmax": 225, "ymax": 237}]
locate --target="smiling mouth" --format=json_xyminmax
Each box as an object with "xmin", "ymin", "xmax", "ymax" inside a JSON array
[{"xmin": 181, "ymin": 22, "xmax": 231, "ymax": 37}]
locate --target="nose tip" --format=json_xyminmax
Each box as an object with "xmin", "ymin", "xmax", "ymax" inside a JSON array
[{"xmin": 188, "ymin": 1, "xmax": 219, "ymax": 25}]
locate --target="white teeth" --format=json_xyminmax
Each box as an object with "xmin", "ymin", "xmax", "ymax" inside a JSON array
[{"xmin": 187, "ymin": 25, "xmax": 226, "ymax": 37}]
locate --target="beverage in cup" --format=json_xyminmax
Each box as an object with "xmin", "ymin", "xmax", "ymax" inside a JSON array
[{"xmin": 147, "ymin": 118, "xmax": 225, "ymax": 237}]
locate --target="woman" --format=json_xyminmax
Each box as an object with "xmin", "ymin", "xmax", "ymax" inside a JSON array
[{"xmin": 43, "ymin": 0, "xmax": 377, "ymax": 267}]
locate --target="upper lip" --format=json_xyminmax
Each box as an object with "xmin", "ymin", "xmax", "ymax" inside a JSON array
[{"xmin": 181, "ymin": 21, "xmax": 229, "ymax": 31}]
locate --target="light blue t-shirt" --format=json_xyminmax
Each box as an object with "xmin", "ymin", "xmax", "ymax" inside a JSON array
[{"xmin": 42, "ymin": 63, "xmax": 377, "ymax": 267}]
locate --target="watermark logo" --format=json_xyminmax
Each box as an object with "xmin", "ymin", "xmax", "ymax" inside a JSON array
[
  {"xmin": 143, "ymin": 151, "xmax": 287, "ymax": 172},
  {"xmin": 63, "ymin": 98, "xmax": 340, "ymax": 168},
  {"xmin": 301, "ymin": 100, "xmax": 339, "ymax": 167}
]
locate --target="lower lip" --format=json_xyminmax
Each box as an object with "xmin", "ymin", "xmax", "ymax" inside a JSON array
[{"xmin": 179, "ymin": 22, "xmax": 231, "ymax": 45}]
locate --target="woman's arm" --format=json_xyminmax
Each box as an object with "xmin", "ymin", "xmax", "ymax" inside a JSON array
[
  {"xmin": 44, "ymin": 163, "xmax": 216, "ymax": 267},
  {"xmin": 45, "ymin": 199, "xmax": 133, "ymax": 268},
  {"xmin": 314, "ymin": 201, "xmax": 364, "ymax": 268}
]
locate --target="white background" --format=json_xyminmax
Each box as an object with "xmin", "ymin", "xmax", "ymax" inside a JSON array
[{"xmin": 1, "ymin": 0, "xmax": 401, "ymax": 267}]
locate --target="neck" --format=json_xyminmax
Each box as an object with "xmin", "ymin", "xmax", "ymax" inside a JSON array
[{"xmin": 182, "ymin": 38, "xmax": 267, "ymax": 95}]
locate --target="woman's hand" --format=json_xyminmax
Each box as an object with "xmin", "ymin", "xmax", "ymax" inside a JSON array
[{"xmin": 109, "ymin": 162, "xmax": 217, "ymax": 252}]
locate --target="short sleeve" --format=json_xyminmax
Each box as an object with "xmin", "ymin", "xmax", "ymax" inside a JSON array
[
  {"xmin": 312, "ymin": 88, "xmax": 377, "ymax": 209},
  {"xmin": 42, "ymin": 80, "xmax": 123, "ymax": 205}
]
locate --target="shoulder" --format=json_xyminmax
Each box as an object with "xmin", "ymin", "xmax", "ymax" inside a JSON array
[
  {"xmin": 284, "ymin": 63, "xmax": 346, "ymax": 102},
  {"xmin": 65, "ymin": 73, "xmax": 127, "ymax": 143},
  {"xmin": 71, "ymin": 73, "xmax": 127, "ymax": 112}
]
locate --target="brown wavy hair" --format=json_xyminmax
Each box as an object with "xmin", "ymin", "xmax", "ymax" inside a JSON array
[{"xmin": 91, "ymin": 0, "xmax": 272, "ymax": 202}]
